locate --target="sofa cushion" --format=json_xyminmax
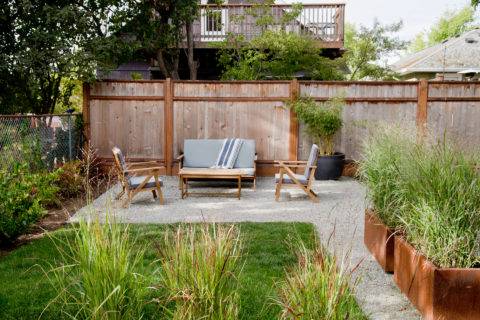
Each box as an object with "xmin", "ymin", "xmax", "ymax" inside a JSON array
[
  {"xmin": 234, "ymin": 139, "xmax": 255, "ymax": 168},
  {"xmin": 183, "ymin": 140, "xmax": 221, "ymax": 167},
  {"xmin": 128, "ymin": 176, "xmax": 163, "ymax": 189},
  {"xmin": 275, "ymin": 173, "xmax": 308, "ymax": 185},
  {"xmin": 181, "ymin": 167, "xmax": 255, "ymax": 177},
  {"xmin": 183, "ymin": 139, "xmax": 255, "ymax": 168}
]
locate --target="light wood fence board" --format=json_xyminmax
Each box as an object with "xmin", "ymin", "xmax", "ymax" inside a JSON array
[
  {"xmin": 173, "ymin": 100, "xmax": 290, "ymax": 160},
  {"xmin": 90, "ymin": 81, "xmax": 164, "ymax": 97},
  {"xmin": 86, "ymin": 80, "xmax": 480, "ymax": 175}
]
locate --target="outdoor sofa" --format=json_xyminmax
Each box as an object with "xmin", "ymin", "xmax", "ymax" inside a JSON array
[{"xmin": 177, "ymin": 139, "xmax": 257, "ymax": 189}]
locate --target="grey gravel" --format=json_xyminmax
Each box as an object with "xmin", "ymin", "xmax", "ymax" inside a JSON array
[{"xmin": 71, "ymin": 177, "xmax": 421, "ymax": 320}]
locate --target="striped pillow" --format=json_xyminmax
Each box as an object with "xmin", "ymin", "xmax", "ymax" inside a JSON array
[{"xmin": 212, "ymin": 138, "xmax": 244, "ymax": 169}]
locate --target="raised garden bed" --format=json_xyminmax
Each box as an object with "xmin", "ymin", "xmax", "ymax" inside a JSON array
[
  {"xmin": 394, "ymin": 236, "xmax": 480, "ymax": 320},
  {"xmin": 364, "ymin": 209, "xmax": 395, "ymax": 273}
]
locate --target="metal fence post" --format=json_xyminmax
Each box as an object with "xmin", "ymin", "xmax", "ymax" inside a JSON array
[{"xmin": 67, "ymin": 111, "xmax": 73, "ymax": 161}]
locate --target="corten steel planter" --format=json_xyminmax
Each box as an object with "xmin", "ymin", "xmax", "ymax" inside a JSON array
[
  {"xmin": 394, "ymin": 236, "xmax": 480, "ymax": 320},
  {"xmin": 364, "ymin": 209, "xmax": 395, "ymax": 273}
]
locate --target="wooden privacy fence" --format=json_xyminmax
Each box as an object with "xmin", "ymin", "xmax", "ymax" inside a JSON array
[{"xmin": 83, "ymin": 79, "xmax": 480, "ymax": 176}]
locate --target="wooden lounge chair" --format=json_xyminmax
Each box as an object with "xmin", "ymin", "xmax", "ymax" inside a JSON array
[
  {"xmin": 112, "ymin": 147, "xmax": 165, "ymax": 207},
  {"xmin": 274, "ymin": 144, "xmax": 319, "ymax": 202}
]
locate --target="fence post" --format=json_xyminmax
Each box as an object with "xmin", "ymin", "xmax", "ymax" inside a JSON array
[
  {"xmin": 289, "ymin": 79, "xmax": 299, "ymax": 161},
  {"xmin": 67, "ymin": 113, "xmax": 72, "ymax": 160},
  {"xmin": 416, "ymin": 79, "xmax": 429, "ymax": 139},
  {"xmin": 82, "ymin": 83, "xmax": 91, "ymax": 148},
  {"xmin": 164, "ymin": 78, "xmax": 174, "ymax": 175}
]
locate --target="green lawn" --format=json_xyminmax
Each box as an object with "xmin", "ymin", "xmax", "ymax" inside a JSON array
[{"xmin": 0, "ymin": 222, "xmax": 320, "ymax": 320}]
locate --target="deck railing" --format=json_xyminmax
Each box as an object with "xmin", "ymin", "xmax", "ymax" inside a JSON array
[{"xmin": 193, "ymin": 3, "xmax": 345, "ymax": 48}]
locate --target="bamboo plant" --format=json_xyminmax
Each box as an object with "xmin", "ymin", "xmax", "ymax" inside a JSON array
[{"xmin": 289, "ymin": 96, "xmax": 344, "ymax": 156}]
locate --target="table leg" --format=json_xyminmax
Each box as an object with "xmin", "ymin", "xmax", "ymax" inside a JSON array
[{"xmin": 237, "ymin": 176, "xmax": 241, "ymax": 200}]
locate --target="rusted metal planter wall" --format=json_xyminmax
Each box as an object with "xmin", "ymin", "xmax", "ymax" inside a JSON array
[
  {"xmin": 394, "ymin": 236, "xmax": 480, "ymax": 320},
  {"xmin": 364, "ymin": 209, "xmax": 395, "ymax": 273}
]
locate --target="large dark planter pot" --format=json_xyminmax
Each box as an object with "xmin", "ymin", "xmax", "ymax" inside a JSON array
[
  {"xmin": 364, "ymin": 209, "xmax": 395, "ymax": 273},
  {"xmin": 394, "ymin": 236, "xmax": 480, "ymax": 320},
  {"xmin": 315, "ymin": 152, "xmax": 345, "ymax": 180}
]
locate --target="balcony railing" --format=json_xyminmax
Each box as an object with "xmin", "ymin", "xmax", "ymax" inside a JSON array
[{"xmin": 193, "ymin": 3, "xmax": 345, "ymax": 48}]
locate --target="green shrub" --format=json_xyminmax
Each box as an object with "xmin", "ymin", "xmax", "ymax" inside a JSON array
[
  {"xmin": 0, "ymin": 163, "xmax": 59, "ymax": 244},
  {"xmin": 275, "ymin": 242, "xmax": 366, "ymax": 320},
  {"xmin": 289, "ymin": 96, "xmax": 344, "ymax": 155},
  {"xmin": 45, "ymin": 219, "xmax": 146, "ymax": 319},
  {"xmin": 153, "ymin": 224, "xmax": 241, "ymax": 320},
  {"xmin": 55, "ymin": 160, "xmax": 85, "ymax": 199}
]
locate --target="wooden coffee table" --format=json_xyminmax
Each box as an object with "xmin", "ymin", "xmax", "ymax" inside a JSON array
[{"xmin": 179, "ymin": 168, "xmax": 245, "ymax": 199}]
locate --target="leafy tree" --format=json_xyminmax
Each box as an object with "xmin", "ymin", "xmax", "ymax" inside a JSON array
[
  {"xmin": 1, "ymin": 0, "xmax": 125, "ymax": 114},
  {"xmin": 473, "ymin": 0, "xmax": 478, "ymax": 8},
  {"xmin": 116, "ymin": 0, "xmax": 200, "ymax": 79},
  {"xmin": 218, "ymin": 31, "xmax": 344, "ymax": 80},
  {"xmin": 408, "ymin": 6, "xmax": 476, "ymax": 52},
  {"xmin": 343, "ymin": 21, "xmax": 407, "ymax": 80},
  {"xmin": 217, "ymin": 0, "xmax": 343, "ymax": 80}
]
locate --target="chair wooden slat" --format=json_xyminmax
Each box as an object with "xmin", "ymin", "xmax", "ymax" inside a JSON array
[{"xmin": 112, "ymin": 147, "xmax": 165, "ymax": 207}]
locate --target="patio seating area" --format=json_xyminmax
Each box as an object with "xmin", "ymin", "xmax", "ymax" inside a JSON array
[{"xmin": 71, "ymin": 176, "xmax": 420, "ymax": 320}]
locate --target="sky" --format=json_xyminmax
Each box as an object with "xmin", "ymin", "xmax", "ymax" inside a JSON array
[{"xmin": 283, "ymin": 0, "xmax": 476, "ymax": 41}]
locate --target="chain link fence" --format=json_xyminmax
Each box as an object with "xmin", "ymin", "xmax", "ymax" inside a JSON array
[{"xmin": 0, "ymin": 114, "xmax": 84, "ymax": 171}]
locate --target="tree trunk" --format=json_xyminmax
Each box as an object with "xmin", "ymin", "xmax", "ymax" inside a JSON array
[
  {"xmin": 157, "ymin": 49, "xmax": 180, "ymax": 80},
  {"xmin": 171, "ymin": 49, "xmax": 180, "ymax": 80},
  {"xmin": 157, "ymin": 49, "xmax": 170, "ymax": 78},
  {"xmin": 186, "ymin": 21, "xmax": 198, "ymax": 80}
]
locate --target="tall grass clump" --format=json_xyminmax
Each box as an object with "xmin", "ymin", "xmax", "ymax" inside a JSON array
[
  {"xmin": 153, "ymin": 224, "xmax": 241, "ymax": 320},
  {"xmin": 399, "ymin": 141, "xmax": 480, "ymax": 268},
  {"xmin": 360, "ymin": 124, "xmax": 480, "ymax": 268},
  {"xmin": 275, "ymin": 242, "xmax": 366, "ymax": 320},
  {"xmin": 359, "ymin": 125, "xmax": 415, "ymax": 229},
  {"xmin": 44, "ymin": 218, "xmax": 146, "ymax": 319}
]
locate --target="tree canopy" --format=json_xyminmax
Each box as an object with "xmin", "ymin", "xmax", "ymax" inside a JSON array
[
  {"xmin": 218, "ymin": 31, "xmax": 344, "ymax": 80},
  {"xmin": 343, "ymin": 21, "xmax": 406, "ymax": 80},
  {"xmin": 117, "ymin": 0, "xmax": 199, "ymax": 79},
  {"xmin": 408, "ymin": 6, "xmax": 477, "ymax": 52},
  {"xmin": 217, "ymin": 1, "xmax": 343, "ymax": 80},
  {"xmin": 0, "ymin": 0, "xmax": 126, "ymax": 114},
  {"xmin": 1, "ymin": 0, "xmax": 201, "ymax": 114}
]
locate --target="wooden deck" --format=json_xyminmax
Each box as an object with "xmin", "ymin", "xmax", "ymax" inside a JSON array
[{"xmin": 189, "ymin": 3, "xmax": 345, "ymax": 49}]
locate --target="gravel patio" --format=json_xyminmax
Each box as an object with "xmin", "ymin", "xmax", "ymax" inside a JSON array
[{"xmin": 71, "ymin": 177, "xmax": 420, "ymax": 320}]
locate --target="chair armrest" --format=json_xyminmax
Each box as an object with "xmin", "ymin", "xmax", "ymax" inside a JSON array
[
  {"xmin": 275, "ymin": 160, "xmax": 308, "ymax": 164},
  {"xmin": 177, "ymin": 154, "xmax": 184, "ymax": 170},
  {"xmin": 127, "ymin": 161, "xmax": 159, "ymax": 168},
  {"xmin": 276, "ymin": 164, "xmax": 313, "ymax": 169},
  {"xmin": 125, "ymin": 167, "xmax": 163, "ymax": 174},
  {"xmin": 275, "ymin": 160, "xmax": 310, "ymax": 168}
]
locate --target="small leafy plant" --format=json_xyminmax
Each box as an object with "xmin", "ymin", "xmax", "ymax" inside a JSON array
[
  {"xmin": 55, "ymin": 160, "xmax": 85, "ymax": 199},
  {"xmin": 0, "ymin": 163, "xmax": 59, "ymax": 244},
  {"xmin": 289, "ymin": 96, "xmax": 344, "ymax": 156}
]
